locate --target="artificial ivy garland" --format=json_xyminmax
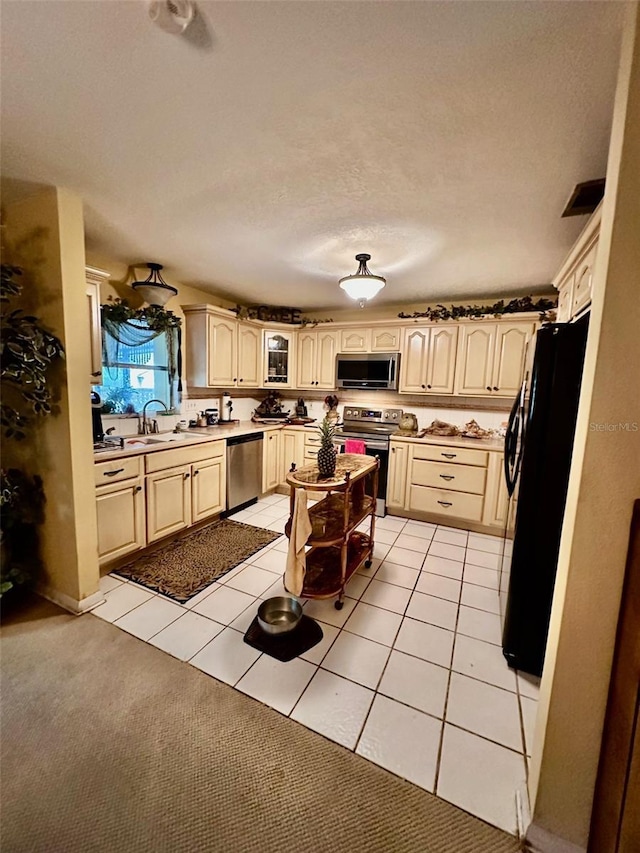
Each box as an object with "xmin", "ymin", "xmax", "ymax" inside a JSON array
[
  {"xmin": 101, "ymin": 298, "xmax": 181, "ymax": 331},
  {"xmin": 398, "ymin": 296, "xmax": 557, "ymax": 322}
]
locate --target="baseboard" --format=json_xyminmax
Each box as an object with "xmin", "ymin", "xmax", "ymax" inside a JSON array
[
  {"xmin": 525, "ymin": 823, "xmax": 586, "ymax": 853},
  {"xmin": 36, "ymin": 584, "xmax": 105, "ymax": 615},
  {"xmin": 515, "ymin": 782, "xmax": 532, "ymax": 839}
]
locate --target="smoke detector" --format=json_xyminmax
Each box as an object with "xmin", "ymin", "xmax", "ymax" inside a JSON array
[{"xmin": 148, "ymin": 1, "xmax": 195, "ymax": 35}]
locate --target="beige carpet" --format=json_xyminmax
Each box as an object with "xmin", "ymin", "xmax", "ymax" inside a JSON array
[{"xmin": 1, "ymin": 596, "xmax": 521, "ymax": 853}]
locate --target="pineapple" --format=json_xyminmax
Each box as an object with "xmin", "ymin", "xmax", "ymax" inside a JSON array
[{"xmin": 316, "ymin": 417, "xmax": 337, "ymax": 478}]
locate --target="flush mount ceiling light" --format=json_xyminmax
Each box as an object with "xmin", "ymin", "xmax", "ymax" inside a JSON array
[
  {"xmin": 148, "ymin": 0, "xmax": 195, "ymax": 34},
  {"xmin": 339, "ymin": 253, "xmax": 386, "ymax": 309},
  {"xmin": 131, "ymin": 263, "xmax": 178, "ymax": 306}
]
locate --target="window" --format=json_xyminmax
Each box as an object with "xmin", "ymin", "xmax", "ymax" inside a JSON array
[{"xmin": 96, "ymin": 328, "xmax": 171, "ymax": 414}]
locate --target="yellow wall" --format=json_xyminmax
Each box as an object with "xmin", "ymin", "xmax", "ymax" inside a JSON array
[
  {"xmin": 4, "ymin": 187, "xmax": 101, "ymax": 610},
  {"xmin": 528, "ymin": 8, "xmax": 640, "ymax": 848}
]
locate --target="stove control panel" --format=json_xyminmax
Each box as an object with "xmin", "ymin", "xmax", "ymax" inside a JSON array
[{"xmin": 342, "ymin": 406, "xmax": 403, "ymax": 424}]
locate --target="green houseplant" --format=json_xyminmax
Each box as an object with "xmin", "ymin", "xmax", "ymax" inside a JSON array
[{"xmin": 0, "ymin": 264, "xmax": 64, "ymax": 596}]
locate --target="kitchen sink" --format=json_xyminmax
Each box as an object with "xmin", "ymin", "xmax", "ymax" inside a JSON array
[{"xmin": 122, "ymin": 433, "xmax": 211, "ymax": 447}]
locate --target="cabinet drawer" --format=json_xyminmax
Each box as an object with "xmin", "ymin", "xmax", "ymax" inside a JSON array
[
  {"xmin": 304, "ymin": 435, "xmax": 322, "ymax": 447},
  {"xmin": 412, "ymin": 444, "xmax": 489, "ymax": 468},
  {"xmin": 145, "ymin": 440, "xmax": 225, "ymax": 473},
  {"xmin": 408, "ymin": 485, "xmax": 484, "ymax": 522},
  {"xmin": 94, "ymin": 456, "xmax": 143, "ymax": 486},
  {"xmin": 411, "ymin": 459, "xmax": 486, "ymax": 495}
]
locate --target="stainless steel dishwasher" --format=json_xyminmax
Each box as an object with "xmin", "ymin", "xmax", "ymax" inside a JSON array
[{"xmin": 226, "ymin": 432, "xmax": 263, "ymax": 514}]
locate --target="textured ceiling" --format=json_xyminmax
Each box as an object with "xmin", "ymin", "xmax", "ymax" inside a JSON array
[{"xmin": 0, "ymin": 1, "xmax": 624, "ymax": 309}]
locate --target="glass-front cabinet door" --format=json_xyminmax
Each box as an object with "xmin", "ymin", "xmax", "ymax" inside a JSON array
[{"xmin": 262, "ymin": 330, "xmax": 294, "ymax": 388}]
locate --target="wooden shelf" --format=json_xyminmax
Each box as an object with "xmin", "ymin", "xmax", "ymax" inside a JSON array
[
  {"xmin": 285, "ymin": 493, "xmax": 375, "ymax": 547},
  {"xmin": 292, "ymin": 533, "xmax": 372, "ymax": 599}
]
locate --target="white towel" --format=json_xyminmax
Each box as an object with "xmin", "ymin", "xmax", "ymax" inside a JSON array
[{"xmin": 285, "ymin": 489, "xmax": 312, "ymax": 597}]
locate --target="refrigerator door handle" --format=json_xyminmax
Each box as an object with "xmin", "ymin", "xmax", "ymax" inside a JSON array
[{"xmin": 504, "ymin": 382, "xmax": 524, "ymax": 496}]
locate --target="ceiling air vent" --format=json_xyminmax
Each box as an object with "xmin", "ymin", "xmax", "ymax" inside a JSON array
[{"xmin": 561, "ymin": 178, "xmax": 605, "ymax": 217}]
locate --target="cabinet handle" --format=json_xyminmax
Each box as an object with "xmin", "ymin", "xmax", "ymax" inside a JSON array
[
  {"xmin": 239, "ymin": 378, "xmax": 243, "ymax": 383},
  {"xmin": 233, "ymin": 378, "xmax": 237, "ymax": 383},
  {"xmin": 486, "ymin": 386, "xmax": 492, "ymax": 391},
  {"xmin": 439, "ymin": 474, "xmax": 455, "ymax": 481},
  {"xmin": 184, "ymin": 473, "xmax": 191, "ymax": 480},
  {"xmin": 437, "ymin": 500, "xmax": 453, "ymax": 507},
  {"xmin": 493, "ymin": 386, "xmax": 499, "ymax": 391},
  {"xmin": 427, "ymin": 384, "xmax": 432, "ymax": 389},
  {"xmin": 421, "ymin": 384, "xmax": 426, "ymax": 389},
  {"xmin": 441, "ymin": 453, "xmax": 456, "ymax": 459},
  {"xmin": 134, "ymin": 486, "xmax": 142, "ymax": 493},
  {"xmin": 91, "ymin": 371, "xmax": 102, "ymax": 377},
  {"xmin": 392, "ymin": 447, "xmax": 395, "ymax": 453},
  {"xmin": 193, "ymin": 470, "xmax": 199, "ymax": 476},
  {"xmin": 104, "ymin": 468, "xmax": 124, "ymax": 477},
  {"xmin": 265, "ymin": 379, "xmax": 269, "ymax": 383}
]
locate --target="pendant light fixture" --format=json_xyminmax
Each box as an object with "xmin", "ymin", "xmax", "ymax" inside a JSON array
[
  {"xmin": 131, "ymin": 263, "xmax": 178, "ymax": 306},
  {"xmin": 339, "ymin": 253, "xmax": 386, "ymax": 308}
]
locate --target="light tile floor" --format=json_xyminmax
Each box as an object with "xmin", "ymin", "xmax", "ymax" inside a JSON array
[{"xmin": 93, "ymin": 495, "xmax": 540, "ymax": 835}]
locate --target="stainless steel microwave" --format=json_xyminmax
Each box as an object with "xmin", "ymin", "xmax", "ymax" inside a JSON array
[{"xmin": 335, "ymin": 353, "xmax": 400, "ymax": 390}]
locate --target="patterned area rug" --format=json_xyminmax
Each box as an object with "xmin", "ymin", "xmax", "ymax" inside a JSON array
[{"xmin": 116, "ymin": 520, "xmax": 280, "ymax": 602}]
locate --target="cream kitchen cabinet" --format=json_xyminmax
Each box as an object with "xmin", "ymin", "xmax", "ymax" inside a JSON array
[
  {"xmin": 145, "ymin": 441, "xmax": 227, "ymax": 540},
  {"xmin": 296, "ymin": 329, "xmax": 339, "ymax": 390},
  {"xmin": 86, "ymin": 266, "xmax": 109, "ymax": 385},
  {"xmin": 399, "ymin": 325, "xmax": 458, "ymax": 394},
  {"xmin": 482, "ymin": 451, "xmax": 509, "ymax": 528},
  {"xmin": 236, "ymin": 323, "xmax": 262, "ymax": 388},
  {"xmin": 183, "ymin": 305, "xmax": 261, "ymax": 389},
  {"xmin": 280, "ymin": 428, "xmax": 305, "ymax": 485},
  {"xmin": 263, "ymin": 329, "xmax": 295, "ymax": 388},
  {"xmin": 262, "ymin": 430, "xmax": 281, "ymax": 493},
  {"xmin": 339, "ymin": 326, "xmax": 401, "ymax": 353},
  {"xmin": 387, "ymin": 441, "xmax": 409, "ymax": 510},
  {"xmin": 455, "ymin": 321, "xmax": 535, "ymax": 397},
  {"xmin": 191, "ymin": 456, "xmax": 226, "ymax": 523},
  {"xmin": 146, "ymin": 464, "xmax": 192, "ymax": 543},
  {"xmin": 553, "ymin": 203, "xmax": 601, "ymax": 323},
  {"xmin": 95, "ymin": 457, "xmax": 146, "ymax": 566}
]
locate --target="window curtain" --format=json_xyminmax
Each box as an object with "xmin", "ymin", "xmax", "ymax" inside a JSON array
[{"xmin": 102, "ymin": 318, "xmax": 182, "ymax": 409}]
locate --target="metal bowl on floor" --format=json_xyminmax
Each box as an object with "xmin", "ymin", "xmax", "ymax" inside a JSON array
[{"xmin": 257, "ymin": 596, "xmax": 303, "ymax": 636}]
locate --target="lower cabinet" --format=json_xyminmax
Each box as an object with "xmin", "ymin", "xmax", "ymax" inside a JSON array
[
  {"xmin": 262, "ymin": 430, "xmax": 281, "ymax": 492},
  {"xmin": 146, "ymin": 465, "xmax": 192, "ymax": 543},
  {"xmin": 280, "ymin": 428, "xmax": 305, "ymax": 485},
  {"xmin": 95, "ymin": 439, "xmax": 227, "ymax": 565},
  {"xmin": 96, "ymin": 478, "xmax": 146, "ymax": 566},
  {"xmin": 191, "ymin": 457, "xmax": 226, "ymax": 523},
  {"xmin": 388, "ymin": 439, "xmax": 506, "ymax": 530},
  {"xmin": 387, "ymin": 442, "xmax": 409, "ymax": 510}
]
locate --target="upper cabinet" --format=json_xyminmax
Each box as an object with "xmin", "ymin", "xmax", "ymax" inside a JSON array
[
  {"xmin": 86, "ymin": 266, "xmax": 109, "ymax": 385},
  {"xmin": 296, "ymin": 329, "xmax": 338, "ymax": 389},
  {"xmin": 399, "ymin": 325, "xmax": 458, "ymax": 394},
  {"xmin": 184, "ymin": 305, "xmax": 261, "ymax": 389},
  {"xmin": 455, "ymin": 321, "xmax": 535, "ymax": 397},
  {"xmin": 553, "ymin": 203, "xmax": 601, "ymax": 323},
  {"xmin": 262, "ymin": 330, "xmax": 295, "ymax": 388},
  {"xmin": 340, "ymin": 326, "xmax": 401, "ymax": 353},
  {"xmin": 236, "ymin": 323, "xmax": 261, "ymax": 388}
]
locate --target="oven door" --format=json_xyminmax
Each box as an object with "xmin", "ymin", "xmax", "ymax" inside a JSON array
[{"xmin": 333, "ymin": 435, "xmax": 389, "ymax": 517}]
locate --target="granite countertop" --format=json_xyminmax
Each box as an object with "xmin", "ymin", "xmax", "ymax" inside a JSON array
[
  {"xmin": 390, "ymin": 432, "xmax": 505, "ymax": 452},
  {"xmin": 94, "ymin": 420, "xmax": 284, "ymax": 462}
]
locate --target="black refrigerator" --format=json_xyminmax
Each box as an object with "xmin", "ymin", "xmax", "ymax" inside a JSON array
[{"xmin": 500, "ymin": 316, "xmax": 589, "ymax": 677}]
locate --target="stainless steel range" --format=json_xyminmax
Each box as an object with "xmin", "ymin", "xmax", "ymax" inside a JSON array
[{"xmin": 333, "ymin": 406, "xmax": 403, "ymax": 516}]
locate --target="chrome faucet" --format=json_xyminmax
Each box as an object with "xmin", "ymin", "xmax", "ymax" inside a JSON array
[{"xmin": 139, "ymin": 399, "xmax": 168, "ymax": 434}]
